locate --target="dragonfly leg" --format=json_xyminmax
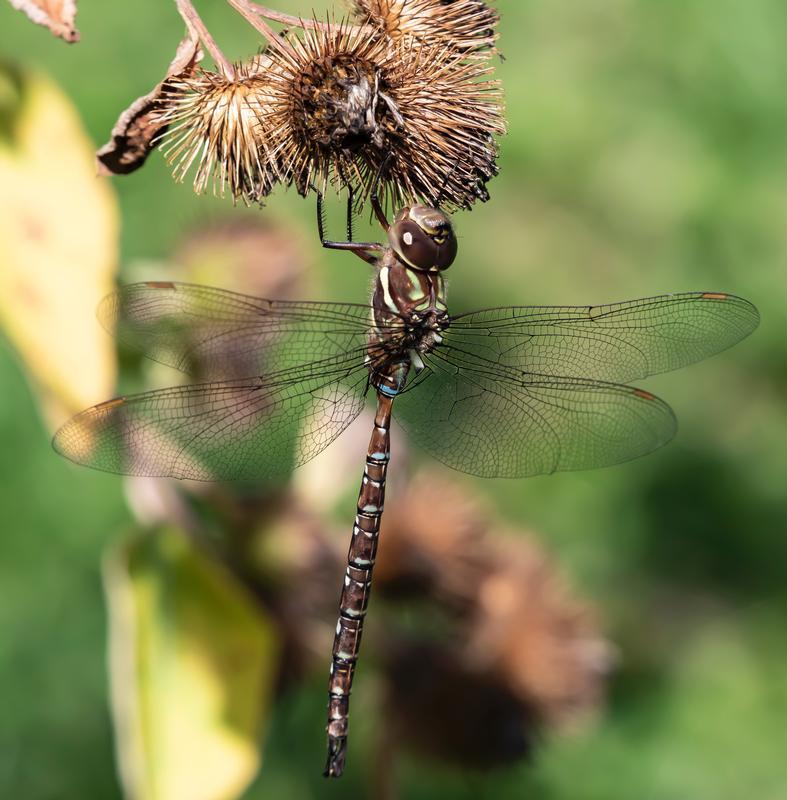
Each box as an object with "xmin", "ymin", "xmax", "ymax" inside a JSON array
[
  {"xmin": 434, "ymin": 159, "xmax": 461, "ymax": 208},
  {"xmin": 317, "ymin": 191, "xmax": 383, "ymax": 265},
  {"xmin": 370, "ymin": 155, "xmax": 392, "ymax": 232},
  {"xmin": 346, "ymin": 187, "xmax": 355, "ymax": 243}
]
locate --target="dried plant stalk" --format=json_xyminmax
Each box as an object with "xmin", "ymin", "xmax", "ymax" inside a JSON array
[
  {"xmin": 175, "ymin": 0, "xmax": 235, "ymax": 78},
  {"xmin": 247, "ymin": 2, "xmax": 373, "ymax": 34}
]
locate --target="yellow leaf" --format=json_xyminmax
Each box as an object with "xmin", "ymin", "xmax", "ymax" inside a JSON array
[
  {"xmin": 0, "ymin": 65, "xmax": 118, "ymax": 429},
  {"xmin": 104, "ymin": 529, "xmax": 278, "ymax": 800}
]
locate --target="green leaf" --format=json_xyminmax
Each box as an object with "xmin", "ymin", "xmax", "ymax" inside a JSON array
[{"xmin": 104, "ymin": 528, "xmax": 279, "ymax": 800}]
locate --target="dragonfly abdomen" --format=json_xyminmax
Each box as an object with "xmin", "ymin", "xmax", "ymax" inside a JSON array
[{"xmin": 325, "ymin": 392, "xmax": 394, "ymax": 777}]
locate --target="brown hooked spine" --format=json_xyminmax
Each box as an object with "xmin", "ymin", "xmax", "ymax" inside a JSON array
[{"xmin": 324, "ymin": 392, "xmax": 393, "ymax": 778}]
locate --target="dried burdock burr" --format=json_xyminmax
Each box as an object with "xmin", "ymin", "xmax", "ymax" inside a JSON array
[
  {"xmin": 382, "ymin": 639, "xmax": 536, "ymax": 770},
  {"xmin": 97, "ymin": 2, "xmax": 504, "ymax": 212},
  {"xmin": 375, "ymin": 471, "xmax": 614, "ymax": 769},
  {"xmin": 263, "ymin": 22, "xmax": 505, "ymax": 211},
  {"xmin": 154, "ymin": 61, "xmax": 280, "ymax": 204},
  {"xmin": 468, "ymin": 536, "xmax": 615, "ymax": 730},
  {"xmin": 364, "ymin": 36, "xmax": 504, "ymax": 211},
  {"xmin": 349, "ymin": 0, "xmax": 500, "ymax": 58},
  {"xmin": 258, "ymin": 24, "xmax": 396, "ymax": 196}
]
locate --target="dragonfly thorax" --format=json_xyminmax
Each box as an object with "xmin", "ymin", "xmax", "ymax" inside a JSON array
[
  {"xmin": 368, "ymin": 255, "xmax": 449, "ymax": 394},
  {"xmin": 374, "ymin": 256, "xmax": 448, "ymax": 334}
]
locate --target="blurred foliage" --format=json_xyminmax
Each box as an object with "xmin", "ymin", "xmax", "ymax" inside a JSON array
[
  {"xmin": 0, "ymin": 1, "xmax": 786, "ymax": 799},
  {"xmin": 105, "ymin": 528, "xmax": 278, "ymax": 800},
  {"xmin": 0, "ymin": 64, "xmax": 117, "ymax": 427}
]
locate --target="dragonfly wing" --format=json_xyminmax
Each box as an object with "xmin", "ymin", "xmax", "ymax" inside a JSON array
[
  {"xmin": 53, "ymin": 358, "xmax": 370, "ymax": 481},
  {"xmin": 395, "ymin": 352, "xmax": 676, "ymax": 479},
  {"xmin": 448, "ymin": 292, "xmax": 759, "ymax": 383},
  {"xmin": 100, "ymin": 282, "xmax": 373, "ymax": 380}
]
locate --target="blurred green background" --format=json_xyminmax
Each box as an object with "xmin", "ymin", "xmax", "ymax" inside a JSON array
[{"xmin": 1, "ymin": 0, "xmax": 786, "ymax": 798}]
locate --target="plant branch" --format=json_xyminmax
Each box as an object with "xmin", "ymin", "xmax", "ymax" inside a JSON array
[
  {"xmin": 224, "ymin": 0, "xmax": 299, "ymax": 61},
  {"xmin": 174, "ymin": 0, "xmax": 235, "ymax": 79},
  {"xmin": 245, "ymin": 3, "xmax": 372, "ymax": 34}
]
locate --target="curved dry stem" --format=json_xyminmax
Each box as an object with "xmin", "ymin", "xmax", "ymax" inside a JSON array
[
  {"xmin": 225, "ymin": 0, "xmax": 299, "ymax": 61},
  {"xmin": 246, "ymin": 2, "xmax": 372, "ymax": 35},
  {"xmin": 174, "ymin": 0, "xmax": 235, "ymax": 79}
]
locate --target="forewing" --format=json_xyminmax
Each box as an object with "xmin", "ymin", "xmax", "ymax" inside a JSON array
[
  {"xmin": 395, "ymin": 352, "xmax": 676, "ymax": 478},
  {"xmin": 448, "ymin": 293, "xmax": 759, "ymax": 383},
  {"xmin": 100, "ymin": 282, "xmax": 374, "ymax": 380},
  {"xmin": 53, "ymin": 356, "xmax": 370, "ymax": 481}
]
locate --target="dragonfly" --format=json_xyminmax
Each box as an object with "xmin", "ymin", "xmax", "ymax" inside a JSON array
[{"xmin": 54, "ymin": 189, "xmax": 758, "ymax": 778}]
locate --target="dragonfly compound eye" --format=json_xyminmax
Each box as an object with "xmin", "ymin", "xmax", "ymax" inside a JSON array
[{"xmin": 390, "ymin": 205, "xmax": 457, "ymax": 272}]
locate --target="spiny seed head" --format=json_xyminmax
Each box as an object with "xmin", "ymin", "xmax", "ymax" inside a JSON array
[
  {"xmin": 382, "ymin": 640, "xmax": 536, "ymax": 769},
  {"xmin": 155, "ymin": 63, "xmax": 280, "ymax": 204},
  {"xmin": 376, "ymin": 470, "xmax": 612, "ymax": 758},
  {"xmin": 368, "ymin": 37, "xmax": 505, "ymax": 211},
  {"xmin": 259, "ymin": 23, "xmax": 399, "ymax": 199},
  {"xmin": 146, "ymin": 16, "xmax": 504, "ymax": 211},
  {"xmin": 350, "ymin": 0, "xmax": 500, "ymax": 58},
  {"xmin": 263, "ymin": 22, "xmax": 505, "ymax": 212},
  {"xmin": 251, "ymin": 460, "xmax": 606, "ymax": 771}
]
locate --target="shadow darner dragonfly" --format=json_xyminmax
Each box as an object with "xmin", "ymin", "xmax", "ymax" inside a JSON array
[{"xmin": 54, "ymin": 194, "xmax": 758, "ymax": 777}]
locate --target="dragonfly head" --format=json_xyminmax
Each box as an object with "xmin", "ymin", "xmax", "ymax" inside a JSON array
[{"xmin": 389, "ymin": 205, "xmax": 457, "ymax": 273}]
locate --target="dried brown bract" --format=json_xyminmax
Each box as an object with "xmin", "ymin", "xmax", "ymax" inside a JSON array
[
  {"xmin": 9, "ymin": 0, "xmax": 79, "ymax": 43},
  {"xmin": 264, "ymin": 23, "xmax": 504, "ymax": 211},
  {"xmin": 349, "ymin": 0, "xmax": 499, "ymax": 58},
  {"xmin": 96, "ymin": 35, "xmax": 202, "ymax": 176},
  {"xmin": 155, "ymin": 61, "xmax": 279, "ymax": 203}
]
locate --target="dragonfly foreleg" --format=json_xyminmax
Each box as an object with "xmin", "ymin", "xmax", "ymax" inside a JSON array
[
  {"xmin": 347, "ymin": 186, "xmax": 355, "ymax": 243},
  {"xmin": 370, "ymin": 153, "xmax": 394, "ymax": 232},
  {"xmin": 317, "ymin": 191, "xmax": 384, "ymax": 265}
]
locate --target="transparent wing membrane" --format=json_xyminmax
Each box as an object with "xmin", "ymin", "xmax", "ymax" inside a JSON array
[
  {"xmin": 449, "ymin": 293, "xmax": 759, "ymax": 384},
  {"xmin": 101, "ymin": 282, "xmax": 376, "ymax": 380},
  {"xmin": 54, "ymin": 354, "xmax": 370, "ymax": 481},
  {"xmin": 395, "ymin": 351, "xmax": 677, "ymax": 478},
  {"xmin": 55, "ymin": 285, "xmax": 757, "ymax": 481}
]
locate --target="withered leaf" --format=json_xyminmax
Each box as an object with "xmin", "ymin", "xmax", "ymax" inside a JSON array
[
  {"xmin": 96, "ymin": 34, "xmax": 202, "ymax": 176},
  {"xmin": 105, "ymin": 529, "xmax": 278, "ymax": 800},
  {"xmin": 0, "ymin": 66, "xmax": 118, "ymax": 430},
  {"xmin": 8, "ymin": 0, "xmax": 79, "ymax": 43}
]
